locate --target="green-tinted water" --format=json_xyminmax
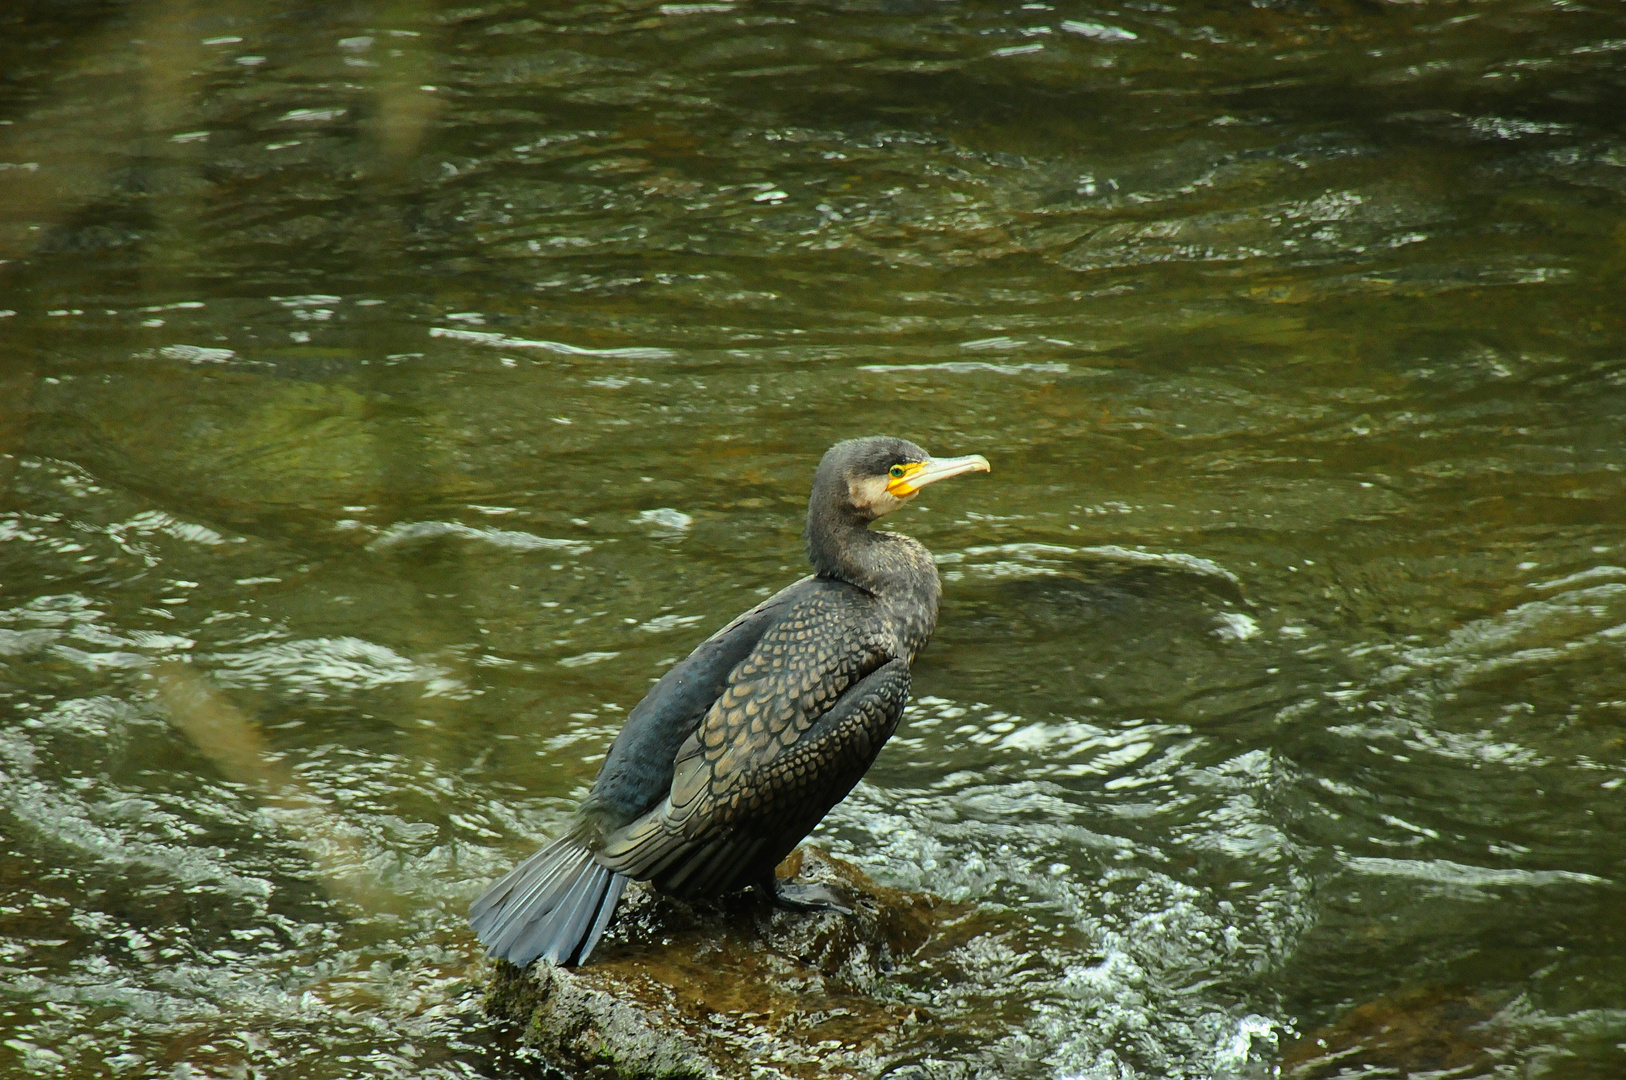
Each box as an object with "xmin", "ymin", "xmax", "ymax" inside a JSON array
[{"xmin": 2, "ymin": 0, "xmax": 1624, "ymax": 1076}]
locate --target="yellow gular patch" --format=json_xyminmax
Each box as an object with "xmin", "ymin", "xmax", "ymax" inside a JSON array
[{"xmin": 884, "ymin": 461, "xmax": 926, "ymax": 497}]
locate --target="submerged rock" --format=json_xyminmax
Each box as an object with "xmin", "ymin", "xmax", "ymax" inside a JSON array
[
  {"xmin": 483, "ymin": 846, "xmax": 980, "ymax": 1079},
  {"xmin": 1280, "ymin": 983, "xmax": 1501, "ymax": 1079}
]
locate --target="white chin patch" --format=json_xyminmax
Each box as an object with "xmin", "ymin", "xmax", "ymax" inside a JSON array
[{"xmin": 849, "ymin": 474, "xmax": 909, "ymax": 516}]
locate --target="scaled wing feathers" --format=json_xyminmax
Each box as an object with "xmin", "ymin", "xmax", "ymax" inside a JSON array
[{"xmin": 597, "ymin": 586, "xmax": 909, "ymax": 895}]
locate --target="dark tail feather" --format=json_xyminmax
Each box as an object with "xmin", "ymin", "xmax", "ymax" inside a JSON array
[
  {"xmin": 469, "ymin": 835, "xmax": 627, "ymax": 967},
  {"xmin": 574, "ymin": 873, "xmax": 627, "ymax": 966}
]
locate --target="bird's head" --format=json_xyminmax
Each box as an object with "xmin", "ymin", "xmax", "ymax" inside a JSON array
[{"xmin": 812, "ymin": 436, "xmax": 991, "ymax": 523}]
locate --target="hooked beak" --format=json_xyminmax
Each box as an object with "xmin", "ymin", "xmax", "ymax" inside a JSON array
[{"xmin": 886, "ymin": 454, "xmax": 991, "ymax": 498}]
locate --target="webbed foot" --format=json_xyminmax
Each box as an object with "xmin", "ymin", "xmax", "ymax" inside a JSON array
[{"xmin": 766, "ymin": 878, "xmax": 855, "ymax": 915}]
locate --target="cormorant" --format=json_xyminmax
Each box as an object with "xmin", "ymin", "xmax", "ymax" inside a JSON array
[{"xmin": 469, "ymin": 436, "xmax": 990, "ymax": 967}]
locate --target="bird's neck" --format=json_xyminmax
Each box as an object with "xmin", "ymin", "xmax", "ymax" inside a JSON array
[
  {"xmin": 807, "ymin": 508, "xmax": 941, "ymax": 658},
  {"xmin": 807, "ymin": 512, "xmax": 934, "ymax": 598}
]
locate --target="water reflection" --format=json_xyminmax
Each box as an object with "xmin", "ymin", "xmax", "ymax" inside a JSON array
[{"xmin": 2, "ymin": 0, "xmax": 1625, "ymax": 1077}]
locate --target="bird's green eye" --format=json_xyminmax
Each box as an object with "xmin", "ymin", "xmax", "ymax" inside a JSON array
[{"xmin": 889, "ymin": 464, "xmax": 907, "ymax": 479}]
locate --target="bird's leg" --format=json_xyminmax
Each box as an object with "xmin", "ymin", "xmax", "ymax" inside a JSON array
[{"xmin": 758, "ymin": 873, "xmax": 855, "ymax": 915}]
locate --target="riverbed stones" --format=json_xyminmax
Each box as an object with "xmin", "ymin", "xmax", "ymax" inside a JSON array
[
  {"xmin": 483, "ymin": 846, "xmax": 974, "ymax": 1080},
  {"xmin": 1280, "ymin": 983, "xmax": 1500, "ymax": 1079}
]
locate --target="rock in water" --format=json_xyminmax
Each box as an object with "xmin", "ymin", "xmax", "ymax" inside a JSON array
[{"xmin": 483, "ymin": 847, "xmax": 977, "ymax": 1079}]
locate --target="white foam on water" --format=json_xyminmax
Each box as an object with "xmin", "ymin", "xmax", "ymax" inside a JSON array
[
  {"xmin": 1214, "ymin": 612, "xmax": 1261, "ymax": 641},
  {"xmin": 159, "ymin": 344, "xmax": 235, "ymax": 363},
  {"xmin": 1, "ymin": 594, "xmax": 196, "ymax": 670},
  {"xmin": 824, "ymin": 696, "xmax": 1306, "ymax": 1078},
  {"xmin": 429, "ymin": 326, "xmax": 675, "ymax": 359},
  {"xmin": 1060, "ymin": 19, "xmax": 1138, "ymax": 41},
  {"xmin": 636, "ymin": 613, "xmax": 704, "ymax": 633},
  {"xmin": 556, "ymin": 650, "xmax": 620, "ymax": 667},
  {"xmin": 862, "ymin": 360, "xmax": 1069, "ymax": 375},
  {"xmin": 953, "ymin": 542, "xmax": 1243, "ymax": 587},
  {"xmin": 1345, "ymin": 856, "xmax": 1606, "ymax": 889},
  {"xmin": 635, "ymin": 507, "xmax": 693, "ymax": 531},
  {"xmin": 368, "ymin": 520, "xmax": 590, "ymax": 554},
  {"xmin": 208, "ymin": 637, "xmax": 463, "ymax": 699}
]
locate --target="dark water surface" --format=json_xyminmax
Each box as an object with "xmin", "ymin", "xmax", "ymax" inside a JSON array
[{"xmin": 2, "ymin": 0, "xmax": 1625, "ymax": 1076}]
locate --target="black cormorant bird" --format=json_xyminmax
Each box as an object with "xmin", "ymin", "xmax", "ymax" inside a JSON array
[{"xmin": 469, "ymin": 436, "xmax": 990, "ymax": 967}]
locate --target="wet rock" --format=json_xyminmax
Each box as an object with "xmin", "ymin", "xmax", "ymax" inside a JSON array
[{"xmin": 483, "ymin": 846, "xmax": 979, "ymax": 1080}]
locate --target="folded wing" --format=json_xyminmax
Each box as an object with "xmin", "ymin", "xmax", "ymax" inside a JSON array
[{"xmin": 596, "ymin": 586, "xmax": 909, "ymax": 897}]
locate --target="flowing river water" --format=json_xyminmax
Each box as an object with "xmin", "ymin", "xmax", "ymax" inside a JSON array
[{"xmin": 2, "ymin": 1, "xmax": 1624, "ymax": 1077}]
